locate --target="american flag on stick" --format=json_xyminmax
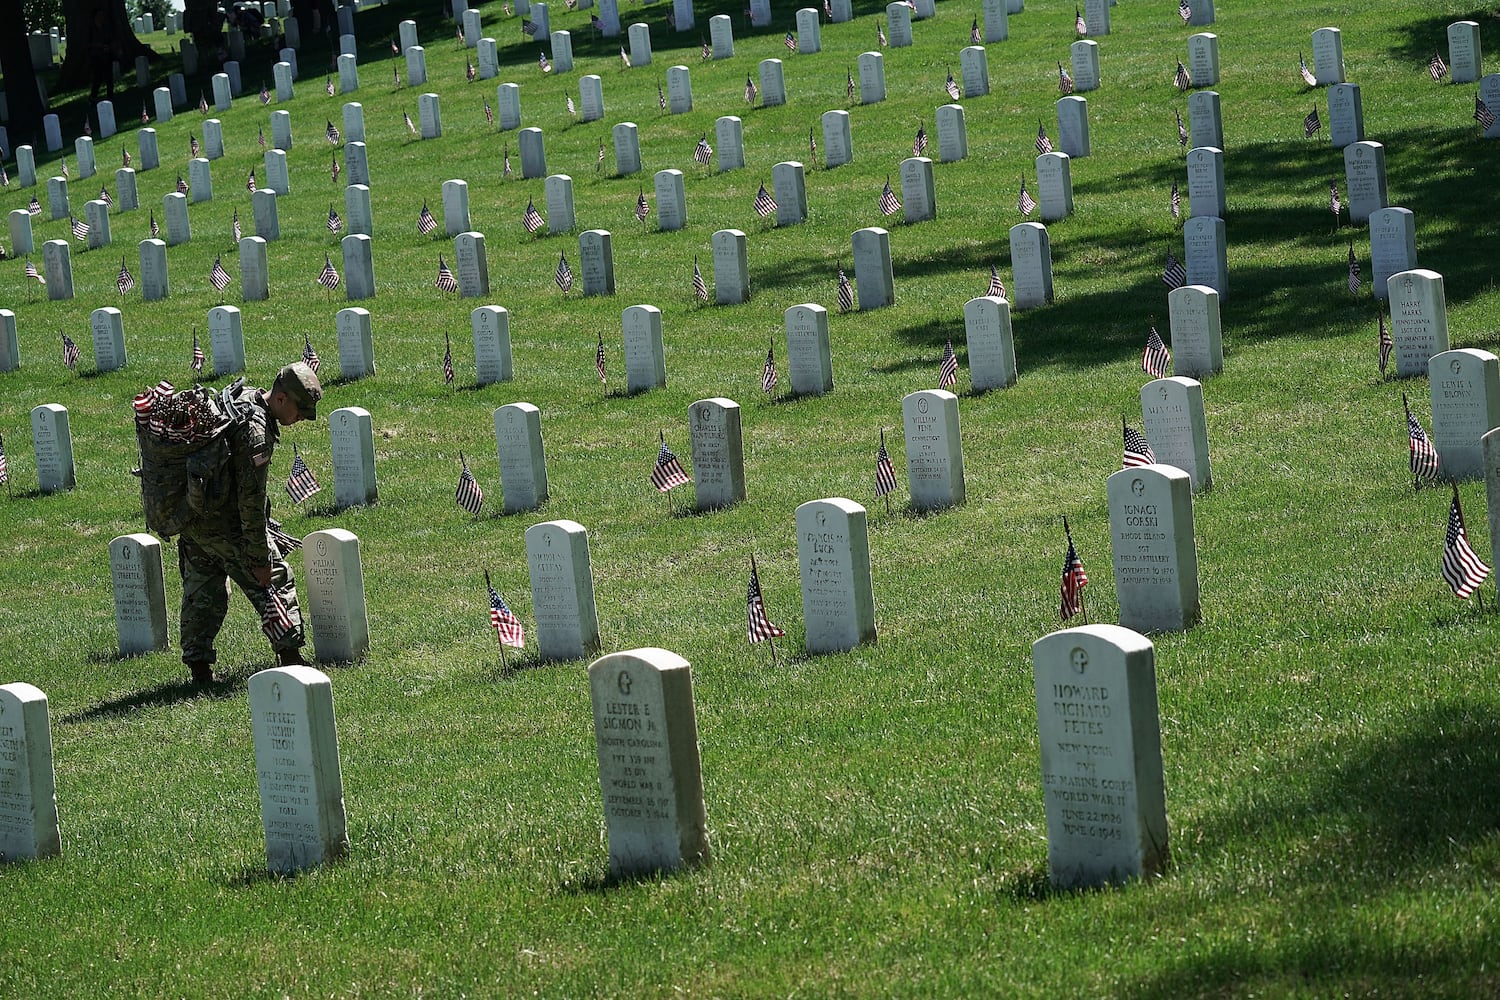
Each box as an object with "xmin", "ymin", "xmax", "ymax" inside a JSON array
[
  {"xmin": 635, "ymin": 189, "xmax": 650, "ymax": 224},
  {"xmin": 28, "ymin": 196, "xmax": 40, "ymax": 216},
  {"xmin": 939, "ymin": 340, "xmax": 958, "ymax": 389},
  {"xmin": 875, "ymin": 429, "xmax": 898, "ymax": 504},
  {"xmin": 1143, "ymin": 326, "xmax": 1171, "ymax": 378},
  {"xmin": 1404, "ymin": 393, "xmax": 1439, "ymax": 487},
  {"xmin": 1060, "ymin": 517, "xmax": 1089, "ymax": 622},
  {"xmin": 176, "ymin": 174, "xmax": 188, "ymax": 194},
  {"xmin": 435, "ymin": 255, "xmax": 458, "ymax": 293},
  {"xmin": 971, "ymin": 16, "xmax": 981, "ymax": 44},
  {"xmin": 1075, "ymin": 6, "xmax": 1086, "ymax": 35},
  {"xmin": 303, "ymin": 336, "xmax": 321, "ymax": 373},
  {"xmin": 557, "ymin": 252, "xmax": 574, "ymax": 293},
  {"xmin": 467, "ymin": 59, "xmax": 476, "ymax": 82},
  {"xmin": 1176, "ymin": 108, "xmax": 1189, "ymax": 148},
  {"xmin": 650, "ymin": 431, "xmax": 691, "ymax": 493},
  {"xmin": 191, "ymin": 328, "xmax": 205, "ymax": 371},
  {"xmin": 261, "ymin": 81, "xmax": 271, "ymax": 105},
  {"xmin": 693, "ymin": 134, "xmax": 713, "ymax": 165},
  {"xmin": 523, "ymin": 199, "xmax": 544, "ymax": 233},
  {"xmin": 785, "ymin": 30, "xmax": 798, "ymax": 53},
  {"xmin": 1171, "ymin": 180, "xmax": 1181, "ymax": 219},
  {"xmin": 1178, "ymin": 0, "xmax": 1192, "ymax": 23},
  {"xmin": 504, "ymin": 147, "xmax": 513, "ymax": 178},
  {"xmin": 745, "ymin": 76, "xmax": 757, "ymax": 104},
  {"xmin": 327, "ymin": 204, "xmax": 343, "ymax": 233},
  {"xmin": 1018, "ymin": 178, "xmax": 1036, "ymax": 217},
  {"xmin": 879, "ymin": 177, "xmax": 901, "ymax": 216},
  {"xmin": 1059, "ymin": 62, "xmax": 1074, "ymax": 95},
  {"xmin": 847, "ymin": 68, "xmax": 856, "ymax": 102},
  {"xmin": 657, "ymin": 80, "xmax": 665, "ymax": 108},
  {"xmin": 540, "ymin": 51, "xmax": 552, "ymax": 74},
  {"xmin": 1174, "ymin": 60, "xmax": 1192, "ymax": 92},
  {"xmin": 405, "ymin": 111, "xmax": 418, "ymax": 136},
  {"xmin": 1429, "ymin": 51, "xmax": 1448, "ymax": 82},
  {"xmin": 878, "ymin": 21, "xmax": 887, "ymax": 46},
  {"xmin": 190, "ymin": 135, "xmax": 200, "ymax": 158},
  {"xmin": 286, "ymin": 446, "xmax": 322, "ymax": 503},
  {"xmin": 1035, "ymin": 121, "xmax": 1053, "ymax": 154},
  {"xmin": 754, "ymin": 182, "xmax": 777, "ymax": 218},
  {"xmin": 595, "ymin": 332, "xmax": 606, "ymax": 383},
  {"xmin": 567, "ymin": 93, "xmax": 576, "ymax": 116},
  {"xmin": 1123, "ymin": 419, "xmax": 1156, "ymax": 468},
  {"xmin": 326, "ymin": 120, "xmax": 341, "ymax": 144},
  {"xmin": 98, "ymin": 185, "xmax": 111, "ymax": 206},
  {"xmin": 809, "ymin": 126, "xmax": 818, "ymax": 166},
  {"xmin": 1300, "ymin": 52, "xmax": 1317, "ymax": 87},
  {"xmin": 151, "ymin": 210, "xmax": 160, "ymax": 236},
  {"xmin": 331, "ymin": 153, "xmax": 340, "ymax": 183},
  {"xmin": 485, "ymin": 571, "xmax": 525, "ymax": 650},
  {"xmin": 443, "ymin": 331, "xmax": 455, "ymax": 384},
  {"xmin": 621, "ymin": 45, "xmax": 632, "ymax": 68},
  {"xmin": 62, "ymin": 333, "xmax": 80, "ymax": 369},
  {"xmin": 317, "ymin": 255, "xmax": 340, "ymax": 290},
  {"xmin": 456, "ymin": 453, "xmax": 484, "ymax": 514},
  {"xmin": 946, "ymin": 68, "xmax": 961, "ymax": 101},
  {"xmin": 1378, "ymin": 307, "xmax": 1392, "ymax": 376},
  {"xmin": 747, "ymin": 556, "xmax": 787, "ymax": 646},
  {"xmin": 418, "ymin": 203, "xmax": 438, "ymax": 235},
  {"xmin": 209, "ymin": 256, "xmax": 230, "ymax": 292},
  {"xmin": 116, "ymin": 258, "xmax": 134, "ymax": 295},
  {"xmin": 0, "ymin": 434, "xmax": 8, "ymax": 489},
  {"xmin": 837, "ymin": 264, "xmax": 853, "ymax": 313},
  {"xmin": 70, "ymin": 216, "xmax": 89, "ymax": 242},
  {"xmin": 1347, "ymin": 243, "xmax": 1361, "ymax": 296},
  {"xmin": 1330, "ymin": 178, "xmax": 1342, "ymax": 220},
  {"xmin": 26, "ymin": 260, "xmax": 44, "ymax": 284},
  {"xmin": 261, "ymin": 589, "xmax": 296, "ymax": 643},
  {"xmin": 693, "ymin": 257, "xmax": 709, "ymax": 303},
  {"xmin": 1442, "ymin": 486, "xmax": 1490, "ymax": 599},
  {"xmin": 1162, "ymin": 252, "xmax": 1187, "ymax": 289},
  {"xmin": 485, "ymin": 99, "xmax": 494, "ymax": 125},
  {"xmin": 1476, "ymin": 96, "xmax": 1497, "ymax": 131},
  {"xmin": 914, "ymin": 125, "xmax": 928, "ymax": 157},
  {"xmin": 762, "ymin": 343, "xmax": 778, "ymax": 394},
  {"xmin": 987, "ymin": 265, "xmax": 1006, "ymax": 299},
  {"xmin": 247, "ymin": 168, "xmax": 257, "ymax": 193},
  {"xmin": 259, "ymin": 127, "xmax": 267, "ymax": 149},
  {"xmin": 326, "ymin": 76, "xmax": 335, "ymax": 97},
  {"xmin": 1304, "ymin": 107, "xmax": 1322, "ymax": 138}
]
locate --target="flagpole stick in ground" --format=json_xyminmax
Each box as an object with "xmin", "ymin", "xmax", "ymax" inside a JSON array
[{"xmin": 485, "ymin": 570, "xmax": 510, "ymax": 672}]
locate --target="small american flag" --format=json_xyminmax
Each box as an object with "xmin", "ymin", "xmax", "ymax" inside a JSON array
[
  {"xmin": 286, "ymin": 447, "xmax": 322, "ymax": 503},
  {"xmin": 1123, "ymin": 419, "xmax": 1156, "ymax": 468},
  {"xmin": 0, "ymin": 162, "xmax": 7, "ymax": 187},
  {"xmin": 1075, "ymin": 6, "xmax": 1086, "ymax": 35},
  {"xmin": 303, "ymin": 336, "xmax": 321, "ymax": 373},
  {"xmin": 847, "ymin": 68, "xmax": 856, "ymax": 102},
  {"xmin": 191, "ymin": 329, "xmax": 205, "ymax": 371},
  {"xmin": 597, "ymin": 142, "xmax": 606, "ymax": 171},
  {"xmin": 914, "ymin": 125, "xmax": 928, "ymax": 157},
  {"xmin": 26, "ymin": 260, "xmax": 44, "ymax": 284},
  {"xmin": 521, "ymin": 17, "xmax": 538, "ymax": 36},
  {"xmin": 987, "ymin": 265, "xmax": 1006, "ymax": 299},
  {"xmin": 694, "ymin": 134, "xmax": 713, "ymax": 164},
  {"xmin": 190, "ymin": 135, "xmax": 200, "ymax": 158},
  {"xmin": 745, "ymin": 76, "xmax": 757, "ymax": 104},
  {"xmin": 326, "ymin": 120, "xmax": 341, "ymax": 145},
  {"xmin": 540, "ymin": 51, "xmax": 552, "ymax": 73},
  {"xmin": 28, "ymin": 196, "xmax": 40, "ymax": 215},
  {"xmin": 261, "ymin": 589, "xmax": 296, "ymax": 642},
  {"xmin": 939, "ymin": 340, "xmax": 958, "ymax": 389},
  {"xmin": 875, "ymin": 430, "xmax": 898, "ymax": 498},
  {"xmin": 456, "ymin": 454, "xmax": 485, "ymax": 514},
  {"xmin": 1330, "ymin": 178, "xmax": 1341, "ymax": 219},
  {"xmin": 1060, "ymin": 517, "xmax": 1089, "ymax": 621},
  {"xmin": 1347, "ymin": 243, "xmax": 1361, "ymax": 296},
  {"xmin": 693, "ymin": 256, "xmax": 709, "ymax": 302},
  {"xmin": 176, "ymin": 174, "xmax": 188, "ymax": 194},
  {"xmin": 259, "ymin": 126, "xmax": 267, "ymax": 149},
  {"xmin": 1035, "ymin": 122, "xmax": 1053, "ymax": 154},
  {"xmin": 1299, "ymin": 51, "xmax": 1317, "ymax": 87},
  {"xmin": 247, "ymin": 168, "xmax": 257, "ymax": 193},
  {"xmin": 1143, "ymin": 327, "xmax": 1171, "ymax": 378},
  {"xmin": 331, "ymin": 153, "xmax": 341, "ymax": 183},
  {"xmin": 970, "ymin": 16, "xmax": 981, "ymax": 44},
  {"xmin": 650, "ymin": 433, "xmax": 691, "ymax": 492},
  {"xmin": 144, "ymin": 104, "xmax": 152, "ymax": 124},
  {"xmin": 657, "ymin": 81, "xmax": 665, "ymax": 108},
  {"xmin": 261, "ymin": 81, "xmax": 271, "ymax": 105},
  {"xmin": 523, "ymin": 199, "xmax": 544, "ymax": 233},
  {"xmin": 595, "ymin": 333, "xmax": 606, "ymax": 382},
  {"xmin": 0, "ymin": 435, "xmax": 8, "ymax": 486},
  {"xmin": 567, "ymin": 93, "xmax": 576, "ymax": 116},
  {"xmin": 325, "ymin": 76, "xmax": 335, "ymax": 97},
  {"xmin": 209, "ymin": 256, "xmax": 231, "ymax": 291},
  {"xmin": 621, "ymin": 46, "xmax": 632, "ymax": 69},
  {"xmin": 702, "ymin": 38, "xmax": 711, "ymax": 61},
  {"xmin": 1174, "ymin": 60, "xmax": 1192, "ymax": 92},
  {"xmin": 116, "ymin": 258, "xmax": 134, "ymax": 295},
  {"xmin": 485, "ymin": 99, "xmax": 494, "ymax": 125},
  {"xmin": 635, "ymin": 189, "xmax": 650, "ymax": 223},
  {"xmin": 123, "ymin": 148, "xmax": 132, "ymax": 168},
  {"xmin": 1443, "ymin": 486, "xmax": 1490, "ymax": 598},
  {"xmin": 443, "ymin": 332, "xmax": 455, "ymax": 384},
  {"xmin": 1163, "ymin": 252, "xmax": 1187, "ymax": 288},
  {"xmin": 1178, "ymin": 0, "xmax": 1192, "ymax": 23},
  {"xmin": 1429, "ymin": 51, "xmax": 1448, "ymax": 82},
  {"xmin": 198, "ymin": 93, "xmax": 209, "ymax": 114},
  {"xmin": 418, "ymin": 203, "xmax": 438, "ymax": 235},
  {"xmin": 1059, "ymin": 62, "xmax": 1075, "ymax": 95},
  {"xmin": 317, "ymin": 255, "xmax": 341, "ymax": 289},
  {"xmin": 149, "ymin": 210, "xmax": 159, "ymax": 236},
  {"xmin": 327, "ymin": 204, "xmax": 343, "ymax": 233},
  {"xmin": 754, "ymin": 182, "xmax": 777, "ymax": 218},
  {"xmin": 435, "ymin": 255, "xmax": 458, "ymax": 293},
  {"xmin": 762, "ymin": 344, "xmax": 777, "ymax": 394},
  {"xmin": 1477, "ymin": 96, "xmax": 1498, "ymax": 131},
  {"xmin": 394, "ymin": 66, "xmax": 402, "ymax": 88},
  {"xmin": 1405, "ymin": 393, "xmax": 1439, "ymax": 484},
  {"xmin": 785, "ymin": 30, "xmax": 798, "ymax": 53},
  {"xmin": 507, "ymin": 2, "xmax": 515, "ymax": 15},
  {"xmin": 1018, "ymin": 178, "xmax": 1036, "ymax": 217},
  {"xmin": 405, "ymin": 111, "xmax": 418, "ymax": 136},
  {"xmin": 946, "ymin": 69, "xmax": 961, "ymax": 101},
  {"xmin": 879, "ymin": 177, "xmax": 901, "ymax": 216},
  {"xmin": 747, "ymin": 557, "xmax": 787, "ymax": 643},
  {"xmin": 1171, "ymin": 180, "xmax": 1181, "ymax": 219},
  {"xmin": 70, "ymin": 216, "xmax": 89, "ymax": 242},
  {"xmin": 60, "ymin": 156, "xmax": 68, "ymax": 178},
  {"xmin": 1304, "ymin": 106, "xmax": 1322, "ymax": 138},
  {"xmin": 62, "ymin": 333, "xmax": 80, "ymax": 369},
  {"xmin": 878, "ymin": 22, "xmax": 887, "ymax": 47},
  {"xmin": 99, "ymin": 184, "xmax": 112, "ymax": 206},
  {"xmin": 557, "ymin": 252, "xmax": 575, "ymax": 292},
  {"xmin": 809, "ymin": 126, "xmax": 818, "ymax": 165},
  {"xmin": 467, "ymin": 59, "xmax": 476, "ymax": 82},
  {"xmin": 486, "ymin": 571, "xmax": 525, "ymax": 648},
  {"xmin": 231, "ymin": 208, "xmax": 243, "ymax": 242},
  {"xmin": 837, "ymin": 264, "xmax": 854, "ymax": 312},
  {"xmin": 1177, "ymin": 108, "xmax": 1189, "ymax": 147},
  {"xmin": 1378, "ymin": 308, "xmax": 1392, "ymax": 376}
]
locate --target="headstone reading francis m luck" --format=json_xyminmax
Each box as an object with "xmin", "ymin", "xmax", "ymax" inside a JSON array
[
  {"xmin": 302, "ymin": 528, "xmax": 371, "ymax": 662},
  {"xmin": 785, "ymin": 304, "xmax": 834, "ymax": 397},
  {"xmin": 1166, "ymin": 285, "xmax": 1223, "ymax": 378},
  {"xmin": 1107, "ymin": 464, "xmax": 1200, "ymax": 632},
  {"xmin": 494, "ymin": 402, "xmax": 549, "ymax": 513},
  {"xmin": 109, "ymin": 533, "xmax": 169, "ymax": 655},
  {"xmin": 1428, "ymin": 349, "xmax": 1500, "ymax": 481},
  {"xmin": 1031, "ymin": 624, "xmax": 1169, "ymax": 889},
  {"xmin": 688, "ymin": 397, "xmax": 746, "ymax": 511},
  {"xmin": 1389, "ymin": 269, "xmax": 1449, "ymax": 379},
  {"xmin": 1141, "ymin": 377, "xmax": 1213, "ymax": 492},
  {"xmin": 249, "ymin": 665, "xmax": 349, "ymax": 874},
  {"xmin": 589, "ymin": 647, "xmax": 710, "ymax": 877},
  {"xmin": 525, "ymin": 519, "xmax": 601, "ymax": 661},
  {"xmin": 329, "ymin": 406, "xmax": 378, "ymax": 509},
  {"xmin": 31, "ymin": 404, "xmax": 76, "ymax": 493},
  {"xmin": 964, "ymin": 296, "xmax": 1017, "ymax": 391},
  {"xmin": 0, "ymin": 682, "xmax": 62, "ymax": 862},
  {"xmin": 902, "ymin": 390, "xmax": 965, "ymax": 511},
  {"xmin": 472, "ymin": 306, "xmax": 514, "ymax": 386},
  {"xmin": 796, "ymin": 497, "xmax": 876, "ymax": 653}
]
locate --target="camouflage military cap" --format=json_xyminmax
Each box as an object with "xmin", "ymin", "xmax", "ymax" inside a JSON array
[{"xmin": 275, "ymin": 361, "xmax": 323, "ymax": 420}]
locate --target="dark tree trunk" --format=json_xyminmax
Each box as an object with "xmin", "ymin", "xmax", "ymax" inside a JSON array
[
  {"xmin": 60, "ymin": 0, "xmax": 154, "ymax": 88},
  {"xmin": 0, "ymin": 0, "xmax": 45, "ymax": 143}
]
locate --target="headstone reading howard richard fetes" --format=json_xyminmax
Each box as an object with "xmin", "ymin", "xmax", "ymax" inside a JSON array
[
  {"xmin": 1369, "ymin": 208, "xmax": 1417, "ymax": 302},
  {"xmin": 982, "ymin": 0, "xmax": 1008, "ymax": 42},
  {"xmin": 472, "ymin": 306, "xmax": 513, "ymax": 386},
  {"xmin": 1186, "ymin": 146, "xmax": 1225, "ymax": 220},
  {"xmin": 240, "ymin": 237, "xmax": 270, "ymax": 302},
  {"xmin": 526, "ymin": 519, "xmax": 601, "ymax": 661},
  {"xmin": 1327, "ymin": 83, "xmax": 1364, "ymax": 149},
  {"xmin": 1187, "ymin": 92, "xmax": 1223, "ymax": 151},
  {"xmin": 822, "ymin": 110, "xmax": 853, "ymax": 168},
  {"xmin": 772, "ymin": 162, "xmax": 807, "ymax": 226},
  {"xmin": 758, "ymin": 59, "xmax": 787, "ymax": 108},
  {"xmin": 613, "ymin": 122, "xmax": 641, "ymax": 176},
  {"xmin": 545, "ymin": 174, "xmax": 575, "ymax": 233},
  {"xmin": 900, "ymin": 157, "xmax": 936, "ymax": 224},
  {"xmin": 858, "ymin": 51, "xmax": 886, "ymax": 104},
  {"xmin": 442, "ymin": 179, "xmax": 470, "ymax": 236},
  {"xmin": 342, "ymin": 234, "xmax": 375, "ymax": 300},
  {"xmin": 579, "ymin": 230, "xmax": 615, "ymax": 296},
  {"xmin": 302, "ymin": 529, "xmax": 370, "ymax": 662},
  {"xmin": 1166, "ymin": 285, "xmax": 1222, "ymax": 378},
  {"xmin": 110, "ymin": 533, "xmax": 169, "ymax": 655},
  {"xmin": 655, "ymin": 169, "xmax": 686, "ymax": 232},
  {"xmin": 964, "ymin": 296, "xmax": 1017, "ymax": 391},
  {"xmin": 1183, "ymin": 216, "xmax": 1227, "ymax": 299},
  {"xmin": 1311, "ymin": 27, "xmax": 1344, "ymax": 85},
  {"xmin": 852, "ymin": 227, "xmax": 894, "ymax": 310},
  {"xmin": 0, "ymin": 682, "xmax": 62, "ymax": 862},
  {"xmin": 1009, "ymin": 223, "xmax": 1053, "ymax": 309},
  {"xmin": 1108, "ymin": 464, "xmax": 1200, "ymax": 632},
  {"xmin": 797, "ymin": 498, "xmax": 876, "ymax": 653},
  {"xmin": 494, "ymin": 402, "xmax": 548, "ymax": 513},
  {"xmin": 1428, "ymin": 349, "xmax": 1500, "ymax": 481},
  {"xmin": 1032, "ymin": 624, "xmax": 1169, "ymax": 890},
  {"xmin": 712, "ymin": 229, "xmax": 750, "ymax": 305},
  {"xmin": 249, "ymin": 665, "xmax": 349, "ymax": 874},
  {"xmin": 329, "ymin": 407, "xmax": 377, "ymax": 509},
  {"xmin": 902, "ymin": 390, "xmax": 966, "ymax": 512},
  {"xmin": 589, "ymin": 647, "xmax": 711, "ymax": 877},
  {"xmin": 688, "ymin": 398, "xmax": 746, "ymax": 511},
  {"xmin": 43, "ymin": 240, "xmax": 74, "ymax": 301},
  {"xmin": 1389, "ymin": 269, "xmax": 1448, "ymax": 378},
  {"xmin": 785, "ymin": 304, "xmax": 834, "ymax": 396},
  {"xmin": 1035, "ymin": 152, "xmax": 1073, "ymax": 221},
  {"xmin": 709, "ymin": 14, "xmax": 733, "ymax": 59},
  {"xmin": 454, "ymin": 232, "xmax": 490, "ymax": 298},
  {"xmin": 1056, "ymin": 96, "xmax": 1090, "ymax": 158},
  {"xmin": 140, "ymin": 239, "xmax": 169, "ymax": 301},
  {"xmin": 1343, "ymin": 141, "xmax": 1388, "ymax": 225},
  {"xmin": 1071, "ymin": 40, "xmax": 1100, "ymax": 92},
  {"xmin": 936, "ymin": 104, "xmax": 967, "ymax": 162},
  {"xmin": 1141, "ymin": 377, "xmax": 1213, "ymax": 492},
  {"xmin": 89, "ymin": 307, "xmax": 127, "ymax": 372},
  {"xmin": 335, "ymin": 307, "xmax": 374, "ymax": 379},
  {"xmin": 1187, "ymin": 33, "xmax": 1219, "ymax": 87},
  {"xmin": 621, "ymin": 304, "xmax": 666, "ymax": 392},
  {"xmin": 1447, "ymin": 21, "xmax": 1482, "ymax": 84},
  {"xmin": 519, "ymin": 128, "xmax": 546, "ymax": 180}
]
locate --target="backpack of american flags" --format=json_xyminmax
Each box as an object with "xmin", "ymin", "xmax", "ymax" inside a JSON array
[{"xmin": 132, "ymin": 378, "xmax": 251, "ymax": 536}]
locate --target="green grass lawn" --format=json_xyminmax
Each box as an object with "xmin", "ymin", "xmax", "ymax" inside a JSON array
[{"xmin": 2, "ymin": 0, "xmax": 1500, "ymax": 995}]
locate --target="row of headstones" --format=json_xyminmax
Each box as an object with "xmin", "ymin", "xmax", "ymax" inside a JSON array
[{"xmin": 1308, "ymin": 23, "xmax": 1485, "ymax": 89}]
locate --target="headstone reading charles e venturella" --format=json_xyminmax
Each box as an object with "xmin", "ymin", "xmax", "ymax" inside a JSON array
[
  {"xmin": 1032, "ymin": 624, "xmax": 1168, "ymax": 889},
  {"xmin": 1108, "ymin": 464, "xmax": 1200, "ymax": 633},
  {"xmin": 688, "ymin": 397, "xmax": 746, "ymax": 511},
  {"xmin": 249, "ymin": 666, "xmax": 349, "ymax": 874},
  {"xmin": 301, "ymin": 528, "xmax": 371, "ymax": 662},
  {"xmin": 110, "ymin": 533, "xmax": 169, "ymax": 655},
  {"xmin": 796, "ymin": 498, "xmax": 876, "ymax": 653},
  {"xmin": 0, "ymin": 682, "xmax": 62, "ymax": 862},
  {"xmin": 589, "ymin": 648, "xmax": 710, "ymax": 877}
]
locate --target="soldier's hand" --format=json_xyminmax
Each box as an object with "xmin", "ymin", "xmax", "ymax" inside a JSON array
[{"xmin": 251, "ymin": 564, "xmax": 273, "ymax": 589}]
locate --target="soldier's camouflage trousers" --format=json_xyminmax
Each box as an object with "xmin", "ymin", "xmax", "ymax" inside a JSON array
[{"xmin": 177, "ymin": 529, "xmax": 305, "ymax": 665}]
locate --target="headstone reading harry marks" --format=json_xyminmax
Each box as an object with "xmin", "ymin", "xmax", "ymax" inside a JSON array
[
  {"xmin": 785, "ymin": 304, "xmax": 834, "ymax": 396},
  {"xmin": 589, "ymin": 647, "xmax": 711, "ymax": 877},
  {"xmin": 622, "ymin": 304, "xmax": 667, "ymax": 392},
  {"xmin": 1107, "ymin": 464, "xmax": 1200, "ymax": 632},
  {"xmin": 31, "ymin": 404, "xmax": 76, "ymax": 492},
  {"xmin": 335, "ymin": 307, "xmax": 375, "ymax": 380},
  {"xmin": 0, "ymin": 682, "xmax": 62, "ymax": 861},
  {"xmin": 249, "ymin": 665, "xmax": 349, "ymax": 874},
  {"xmin": 329, "ymin": 407, "xmax": 378, "ymax": 508},
  {"xmin": 797, "ymin": 498, "xmax": 876, "ymax": 653},
  {"xmin": 902, "ymin": 390, "xmax": 965, "ymax": 511},
  {"xmin": 302, "ymin": 528, "xmax": 371, "ymax": 662},
  {"xmin": 1369, "ymin": 208, "xmax": 1417, "ymax": 302},
  {"xmin": 525, "ymin": 519, "xmax": 601, "ymax": 661},
  {"xmin": 964, "ymin": 296, "xmax": 1017, "ymax": 391},
  {"xmin": 1032, "ymin": 624, "xmax": 1169, "ymax": 889},
  {"xmin": 472, "ymin": 306, "xmax": 513, "ymax": 386},
  {"xmin": 1166, "ymin": 285, "xmax": 1222, "ymax": 378},
  {"xmin": 110, "ymin": 533, "xmax": 169, "ymax": 655},
  {"xmin": 1428, "ymin": 349, "xmax": 1500, "ymax": 481},
  {"xmin": 852, "ymin": 228, "xmax": 894, "ymax": 310},
  {"xmin": 494, "ymin": 402, "xmax": 548, "ymax": 512},
  {"xmin": 688, "ymin": 397, "xmax": 746, "ymax": 511},
  {"xmin": 1389, "ymin": 269, "xmax": 1448, "ymax": 378},
  {"xmin": 1141, "ymin": 377, "xmax": 1213, "ymax": 492}
]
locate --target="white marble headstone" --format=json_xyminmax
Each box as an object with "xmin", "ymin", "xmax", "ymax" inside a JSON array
[
  {"xmin": 1369, "ymin": 208, "xmax": 1417, "ymax": 302},
  {"xmin": 712, "ymin": 229, "xmax": 749, "ymax": 305},
  {"xmin": 1429, "ymin": 349, "xmax": 1500, "ymax": 480},
  {"xmin": 302, "ymin": 528, "xmax": 371, "ymax": 662},
  {"xmin": 335, "ymin": 307, "xmax": 374, "ymax": 379},
  {"xmin": 207, "ymin": 304, "xmax": 244, "ymax": 374},
  {"xmin": 1141, "ymin": 377, "xmax": 1212, "ymax": 492},
  {"xmin": 329, "ymin": 407, "xmax": 377, "ymax": 508},
  {"xmin": 494, "ymin": 402, "xmax": 548, "ymax": 512},
  {"xmin": 622, "ymin": 304, "xmax": 666, "ymax": 392},
  {"xmin": 796, "ymin": 498, "xmax": 876, "ymax": 652},
  {"xmin": 852, "ymin": 227, "xmax": 893, "ymax": 310},
  {"xmin": 472, "ymin": 306, "xmax": 513, "ymax": 386},
  {"xmin": 902, "ymin": 389, "xmax": 965, "ymax": 511},
  {"xmin": 1009, "ymin": 223, "xmax": 1053, "ymax": 309},
  {"xmin": 1389, "ymin": 269, "xmax": 1449, "ymax": 378},
  {"xmin": 0, "ymin": 683, "xmax": 62, "ymax": 861},
  {"xmin": 785, "ymin": 304, "xmax": 833, "ymax": 396},
  {"xmin": 1107, "ymin": 465, "xmax": 1200, "ymax": 632},
  {"xmin": 110, "ymin": 533, "xmax": 169, "ymax": 655},
  {"xmin": 964, "ymin": 296, "xmax": 1017, "ymax": 391},
  {"xmin": 1166, "ymin": 285, "xmax": 1222, "ymax": 378},
  {"xmin": 688, "ymin": 397, "xmax": 746, "ymax": 511},
  {"xmin": 525, "ymin": 519, "xmax": 601, "ymax": 661},
  {"xmin": 89, "ymin": 307, "xmax": 127, "ymax": 372},
  {"xmin": 579, "ymin": 230, "xmax": 614, "ymax": 296}
]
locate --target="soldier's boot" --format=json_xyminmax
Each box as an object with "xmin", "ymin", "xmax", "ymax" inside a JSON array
[
  {"xmin": 187, "ymin": 660, "xmax": 221, "ymax": 685},
  {"xmin": 277, "ymin": 648, "xmax": 307, "ymax": 667}
]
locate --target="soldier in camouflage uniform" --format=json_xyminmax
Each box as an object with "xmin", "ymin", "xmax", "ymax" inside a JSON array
[{"xmin": 179, "ymin": 363, "xmax": 323, "ymax": 684}]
